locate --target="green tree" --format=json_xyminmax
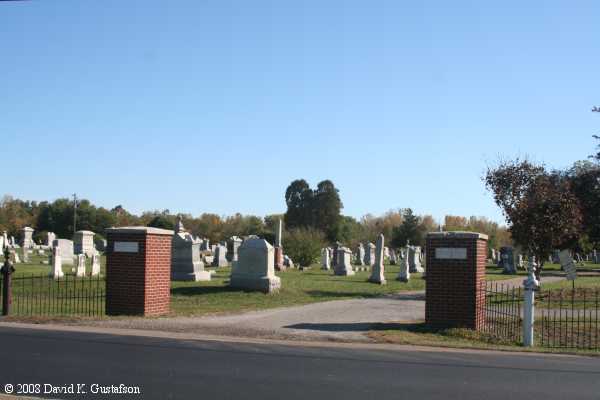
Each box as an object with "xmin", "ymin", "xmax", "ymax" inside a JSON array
[
  {"xmin": 282, "ymin": 227, "xmax": 325, "ymax": 267},
  {"xmin": 391, "ymin": 208, "xmax": 423, "ymax": 248},
  {"xmin": 283, "ymin": 179, "xmax": 343, "ymax": 242},
  {"xmin": 147, "ymin": 214, "xmax": 176, "ymax": 230},
  {"xmin": 284, "ymin": 179, "xmax": 314, "ymax": 229},
  {"xmin": 313, "ymin": 180, "xmax": 343, "ymax": 241}
]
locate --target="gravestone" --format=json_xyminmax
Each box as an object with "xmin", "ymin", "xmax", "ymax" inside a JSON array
[
  {"xmin": 426, "ymin": 231, "xmax": 487, "ymax": 330},
  {"xmin": 594, "ymin": 250, "xmax": 599, "ymax": 264},
  {"xmin": 22, "ymin": 248, "xmax": 29, "ymax": 263},
  {"xmin": 368, "ymin": 234, "xmax": 386, "ymax": 284},
  {"xmin": 356, "ymin": 243, "xmax": 365, "ymax": 266},
  {"xmin": 212, "ymin": 244, "xmax": 229, "ymax": 267},
  {"xmin": 397, "ymin": 248, "xmax": 410, "ymax": 282},
  {"xmin": 383, "ymin": 246, "xmax": 390, "ymax": 261},
  {"xmin": 332, "ymin": 243, "xmax": 340, "ymax": 267},
  {"xmin": 321, "ymin": 247, "xmax": 331, "ymax": 270},
  {"xmin": 91, "ymin": 252, "xmax": 101, "ymax": 276},
  {"xmin": 499, "ymin": 246, "xmax": 516, "ymax": 274},
  {"xmin": 408, "ymin": 246, "xmax": 424, "ymax": 273},
  {"xmin": 53, "ymin": 239, "xmax": 75, "ymax": 266},
  {"xmin": 558, "ymin": 250, "xmax": 577, "ymax": 281},
  {"xmin": 333, "ymin": 247, "xmax": 355, "ymax": 276},
  {"xmin": 105, "ymin": 226, "xmax": 174, "ymax": 316},
  {"xmin": 75, "ymin": 254, "xmax": 86, "ymax": 277},
  {"xmin": 389, "ymin": 249, "xmax": 397, "ymax": 265},
  {"xmin": 229, "ymin": 238, "xmax": 281, "ymax": 293},
  {"xmin": 365, "ymin": 242, "xmax": 376, "ymax": 266},
  {"xmin": 283, "ymin": 255, "xmax": 294, "ymax": 269},
  {"xmin": 228, "ymin": 236, "xmax": 243, "ymax": 262},
  {"xmin": 74, "ymin": 230, "xmax": 96, "ymax": 257},
  {"xmin": 200, "ymin": 239, "xmax": 211, "ymax": 252},
  {"xmin": 9, "ymin": 249, "xmax": 20, "ymax": 264},
  {"xmin": 1, "ymin": 231, "xmax": 7, "ymax": 249},
  {"xmin": 45, "ymin": 232, "xmax": 56, "ymax": 247},
  {"xmin": 20, "ymin": 227, "xmax": 35, "ymax": 249},
  {"xmin": 171, "ymin": 220, "xmax": 211, "ymax": 281},
  {"xmin": 50, "ymin": 246, "xmax": 64, "ymax": 279}
]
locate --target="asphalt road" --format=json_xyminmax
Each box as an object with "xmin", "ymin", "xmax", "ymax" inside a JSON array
[{"xmin": 0, "ymin": 327, "xmax": 598, "ymax": 400}]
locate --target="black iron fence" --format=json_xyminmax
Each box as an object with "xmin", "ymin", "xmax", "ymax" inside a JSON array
[
  {"xmin": 479, "ymin": 282, "xmax": 523, "ymax": 344},
  {"xmin": 1, "ymin": 273, "xmax": 105, "ymax": 317},
  {"xmin": 538, "ymin": 288, "xmax": 600, "ymax": 350}
]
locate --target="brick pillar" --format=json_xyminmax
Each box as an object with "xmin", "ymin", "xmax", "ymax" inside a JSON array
[
  {"xmin": 105, "ymin": 227, "xmax": 173, "ymax": 316},
  {"xmin": 425, "ymin": 231, "xmax": 487, "ymax": 330}
]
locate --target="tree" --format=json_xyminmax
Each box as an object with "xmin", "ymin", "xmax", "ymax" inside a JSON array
[
  {"xmin": 283, "ymin": 179, "xmax": 343, "ymax": 242},
  {"xmin": 391, "ymin": 208, "xmax": 423, "ymax": 248},
  {"xmin": 567, "ymin": 161, "xmax": 600, "ymax": 246},
  {"xmin": 485, "ymin": 159, "xmax": 583, "ymax": 279},
  {"xmin": 313, "ymin": 180, "xmax": 343, "ymax": 241},
  {"xmin": 147, "ymin": 215, "xmax": 175, "ymax": 230},
  {"xmin": 282, "ymin": 227, "xmax": 325, "ymax": 267},
  {"xmin": 284, "ymin": 179, "xmax": 313, "ymax": 229}
]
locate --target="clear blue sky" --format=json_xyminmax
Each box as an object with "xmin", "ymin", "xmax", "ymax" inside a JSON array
[{"xmin": 1, "ymin": 1, "xmax": 598, "ymax": 224}]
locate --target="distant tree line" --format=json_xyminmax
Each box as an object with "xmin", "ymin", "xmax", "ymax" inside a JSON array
[{"xmin": 0, "ymin": 183, "xmax": 511, "ymax": 253}]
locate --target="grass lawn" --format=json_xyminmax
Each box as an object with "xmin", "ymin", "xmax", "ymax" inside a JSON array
[
  {"xmin": 6, "ymin": 251, "xmax": 600, "ymax": 320},
  {"xmin": 170, "ymin": 265, "xmax": 425, "ymax": 316},
  {"xmin": 367, "ymin": 322, "xmax": 600, "ymax": 356}
]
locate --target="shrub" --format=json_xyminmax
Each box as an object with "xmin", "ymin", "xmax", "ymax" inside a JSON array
[{"xmin": 282, "ymin": 227, "xmax": 325, "ymax": 267}]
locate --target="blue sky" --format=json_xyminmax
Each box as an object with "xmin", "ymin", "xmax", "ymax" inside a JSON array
[{"xmin": 1, "ymin": 1, "xmax": 598, "ymax": 224}]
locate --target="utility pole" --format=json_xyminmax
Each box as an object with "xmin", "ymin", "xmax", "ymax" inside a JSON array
[{"xmin": 73, "ymin": 193, "xmax": 78, "ymax": 235}]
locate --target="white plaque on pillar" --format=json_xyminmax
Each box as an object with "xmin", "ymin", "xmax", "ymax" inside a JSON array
[
  {"xmin": 114, "ymin": 242, "xmax": 139, "ymax": 253},
  {"xmin": 435, "ymin": 247, "xmax": 467, "ymax": 260}
]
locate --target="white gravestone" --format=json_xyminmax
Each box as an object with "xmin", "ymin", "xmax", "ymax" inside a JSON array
[
  {"xmin": 368, "ymin": 234, "xmax": 386, "ymax": 284},
  {"xmin": 558, "ymin": 250, "xmax": 577, "ymax": 281},
  {"xmin": 74, "ymin": 230, "xmax": 96, "ymax": 257},
  {"xmin": 229, "ymin": 238, "xmax": 281, "ymax": 293},
  {"xmin": 333, "ymin": 247, "xmax": 355, "ymax": 276},
  {"xmin": 408, "ymin": 246, "xmax": 424, "ymax": 273},
  {"xmin": 321, "ymin": 247, "xmax": 331, "ymax": 270},
  {"xmin": 397, "ymin": 249, "xmax": 410, "ymax": 282},
  {"xmin": 356, "ymin": 243, "xmax": 365, "ymax": 266},
  {"xmin": 171, "ymin": 221, "xmax": 211, "ymax": 281},
  {"xmin": 365, "ymin": 242, "xmax": 376, "ymax": 266},
  {"xmin": 75, "ymin": 254, "xmax": 86, "ymax": 277},
  {"xmin": 21, "ymin": 227, "xmax": 35, "ymax": 249},
  {"xmin": 51, "ymin": 246, "xmax": 64, "ymax": 279},
  {"xmin": 53, "ymin": 239, "xmax": 75, "ymax": 266},
  {"xmin": 212, "ymin": 244, "xmax": 229, "ymax": 267},
  {"xmin": 91, "ymin": 252, "xmax": 101, "ymax": 276}
]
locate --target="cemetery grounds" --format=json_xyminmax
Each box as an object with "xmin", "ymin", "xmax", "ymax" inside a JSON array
[{"xmin": 3, "ymin": 251, "xmax": 600, "ymax": 355}]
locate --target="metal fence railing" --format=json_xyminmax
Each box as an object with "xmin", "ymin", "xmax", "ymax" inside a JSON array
[
  {"xmin": 479, "ymin": 282, "xmax": 523, "ymax": 344},
  {"xmin": 6, "ymin": 274, "xmax": 105, "ymax": 317},
  {"xmin": 539, "ymin": 288, "xmax": 600, "ymax": 350}
]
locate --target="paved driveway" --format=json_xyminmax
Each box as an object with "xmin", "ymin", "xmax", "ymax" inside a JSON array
[{"xmin": 85, "ymin": 292, "xmax": 425, "ymax": 342}]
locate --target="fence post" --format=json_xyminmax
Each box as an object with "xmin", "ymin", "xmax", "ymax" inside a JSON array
[
  {"xmin": 1, "ymin": 247, "xmax": 15, "ymax": 316},
  {"xmin": 523, "ymin": 257, "xmax": 540, "ymax": 347}
]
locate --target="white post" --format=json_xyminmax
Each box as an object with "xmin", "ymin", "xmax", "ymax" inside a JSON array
[{"xmin": 522, "ymin": 257, "xmax": 539, "ymax": 347}]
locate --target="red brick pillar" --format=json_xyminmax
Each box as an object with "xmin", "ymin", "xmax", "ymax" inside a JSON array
[
  {"xmin": 105, "ymin": 227, "xmax": 173, "ymax": 316},
  {"xmin": 425, "ymin": 231, "xmax": 487, "ymax": 330}
]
